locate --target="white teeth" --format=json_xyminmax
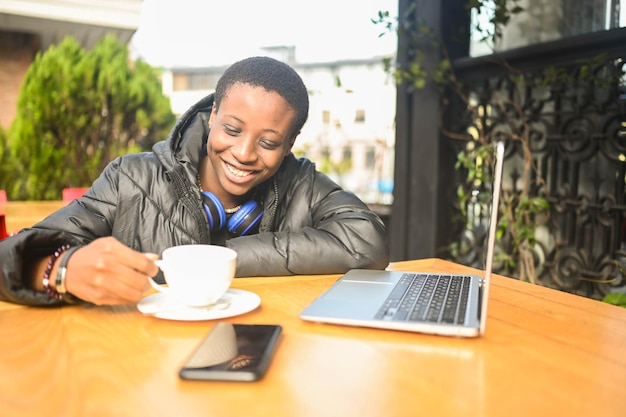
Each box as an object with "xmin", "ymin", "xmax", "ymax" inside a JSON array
[{"xmin": 226, "ymin": 163, "xmax": 252, "ymax": 177}]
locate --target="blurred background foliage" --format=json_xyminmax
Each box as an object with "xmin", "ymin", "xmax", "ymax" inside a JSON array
[{"xmin": 0, "ymin": 34, "xmax": 176, "ymax": 200}]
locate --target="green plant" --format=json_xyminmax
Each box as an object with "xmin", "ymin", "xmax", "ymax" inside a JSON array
[
  {"xmin": 0, "ymin": 125, "xmax": 7, "ymax": 190},
  {"xmin": 8, "ymin": 35, "xmax": 176, "ymax": 200},
  {"xmin": 602, "ymin": 293, "xmax": 626, "ymax": 308},
  {"xmin": 374, "ymin": 0, "xmax": 552, "ymax": 283}
]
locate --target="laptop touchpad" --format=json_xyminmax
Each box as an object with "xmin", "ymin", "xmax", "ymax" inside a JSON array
[
  {"xmin": 320, "ymin": 281, "xmax": 393, "ymax": 317},
  {"xmin": 327, "ymin": 281, "xmax": 393, "ymax": 299}
]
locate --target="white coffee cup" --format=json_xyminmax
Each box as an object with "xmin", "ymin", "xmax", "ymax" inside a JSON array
[{"xmin": 149, "ymin": 244, "xmax": 237, "ymax": 307}]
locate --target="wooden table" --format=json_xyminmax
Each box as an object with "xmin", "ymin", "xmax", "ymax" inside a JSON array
[
  {"xmin": 0, "ymin": 258, "xmax": 624, "ymax": 417},
  {"xmin": 1, "ymin": 200, "xmax": 65, "ymax": 233}
]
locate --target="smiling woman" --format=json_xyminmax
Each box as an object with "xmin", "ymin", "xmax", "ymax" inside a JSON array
[{"xmin": 0, "ymin": 56, "xmax": 390, "ymax": 307}]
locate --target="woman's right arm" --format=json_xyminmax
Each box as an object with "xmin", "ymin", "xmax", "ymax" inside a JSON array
[{"xmin": 1, "ymin": 231, "xmax": 158, "ymax": 306}]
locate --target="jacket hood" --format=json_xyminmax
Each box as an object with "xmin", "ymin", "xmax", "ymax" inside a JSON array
[
  {"xmin": 153, "ymin": 93, "xmax": 215, "ymax": 172},
  {"xmin": 170, "ymin": 93, "xmax": 215, "ymax": 152}
]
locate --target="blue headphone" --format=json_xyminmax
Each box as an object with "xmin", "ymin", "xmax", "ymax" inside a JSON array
[{"xmin": 201, "ymin": 191, "xmax": 263, "ymax": 236}]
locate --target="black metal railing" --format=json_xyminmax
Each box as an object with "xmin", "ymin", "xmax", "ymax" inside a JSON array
[{"xmin": 445, "ymin": 28, "xmax": 626, "ymax": 299}]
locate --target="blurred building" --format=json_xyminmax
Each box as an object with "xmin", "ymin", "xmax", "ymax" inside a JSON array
[
  {"xmin": 162, "ymin": 53, "xmax": 397, "ymax": 205},
  {"xmin": 0, "ymin": 1, "xmax": 396, "ymax": 205},
  {"xmin": 0, "ymin": 0, "xmax": 142, "ymax": 128}
]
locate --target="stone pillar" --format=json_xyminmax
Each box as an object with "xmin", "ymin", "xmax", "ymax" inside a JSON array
[
  {"xmin": 0, "ymin": 31, "xmax": 39, "ymax": 130},
  {"xmin": 390, "ymin": 0, "xmax": 469, "ymax": 262}
]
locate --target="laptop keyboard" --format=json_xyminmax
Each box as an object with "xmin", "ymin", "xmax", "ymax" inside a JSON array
[{"xmin": 374, "ymin": 273, "xmax": 471, "ymax": 324}]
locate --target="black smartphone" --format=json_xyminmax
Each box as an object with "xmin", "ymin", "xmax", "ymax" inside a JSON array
[{"xmin": 179, "ymin": 323, "xmax": 282, "ymax": 382}]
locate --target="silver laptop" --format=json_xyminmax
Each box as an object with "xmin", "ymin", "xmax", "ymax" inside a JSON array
[{"xmin": 300, "ymin": 142, "xmax": 505, "ymax": 337}]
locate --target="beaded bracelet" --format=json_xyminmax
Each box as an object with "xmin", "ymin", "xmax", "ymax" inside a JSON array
[
  {"xmin": 42, "ymin": 244, "xmax": 70, "ymax": 300},
  {"xmin": 55, "ymin": 246, "xmax": 80, "ymax": 295}
]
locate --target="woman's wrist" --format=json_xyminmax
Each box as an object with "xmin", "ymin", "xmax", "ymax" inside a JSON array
[
  {"xmin": 55, "ymin": 246, "xmax": 80, "ymax": 295},
  {"xmin": 42, "ymin": 244, "xmax": 71, "ymax": 300}
]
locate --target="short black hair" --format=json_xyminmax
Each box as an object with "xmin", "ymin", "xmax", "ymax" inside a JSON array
[{"xmin": 214, "ymin": 56, "xmax": 309, "ymax": 137}]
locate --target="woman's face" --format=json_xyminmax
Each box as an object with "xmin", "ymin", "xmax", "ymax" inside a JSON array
[{"xmin": 205, "ymin": 82, "xmax": 296, "ymax": 205}]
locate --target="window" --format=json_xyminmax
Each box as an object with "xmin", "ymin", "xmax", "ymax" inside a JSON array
[
  {"xmin": 322, "ymin": 110, "xmax": 331, "ymax": 124},
  {"xmin": 365, "ymin": 146, "xmax": 376, "ymax": 168},
  {"xmin": 172, "ymin": 73, "xmax": 189, "ymax": 91},
  {"xmin": 172, "ymin": 72, "xmax": 221, "ymax": 91},
  {"xmin": 343, "ymin": 146, "xmax": 352, "ymax": 161},
  {"xmin": 470, "ymin": 0, "xmax": 624, "ymax": 57}
]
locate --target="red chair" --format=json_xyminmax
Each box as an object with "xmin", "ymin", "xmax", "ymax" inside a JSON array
[
  {"xmin": 0, "ymin": 214, "xmax": 6, "ymax": 240},
  {"xmin": 62, "ymin": 187, "xmax": 89, "ymax": 203},
  {"xmin": 0, "ymin": 190, "xmax": 6, "ymax": 218},
  {"xmin": 0, "ymin": 190, "xmax": 6, "ymax": 239}
]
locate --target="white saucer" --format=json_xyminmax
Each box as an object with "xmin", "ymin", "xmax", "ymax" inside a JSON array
[{"xmin": 137, "ymin": 289, "xmax": 261, "ymax": 321}]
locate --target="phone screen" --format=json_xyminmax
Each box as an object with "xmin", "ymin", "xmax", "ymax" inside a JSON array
[{"xmin": 179, "ymin": 323, "xmax": 282, "ymax": 382}]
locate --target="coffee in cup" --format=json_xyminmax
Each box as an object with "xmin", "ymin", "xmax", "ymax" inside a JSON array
[{"xmin": 149, "ymin": 244, "xmax": 237, "ymax": 307}]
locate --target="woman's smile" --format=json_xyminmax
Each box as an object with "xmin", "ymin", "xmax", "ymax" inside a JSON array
[{"xmin": 223, "ymin": 160, "xmax": 256, "ymax": 183}]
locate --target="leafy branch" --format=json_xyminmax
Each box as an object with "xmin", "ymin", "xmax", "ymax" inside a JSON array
[{"xmin": 375, "ymin": 0, "xmax": 552, "ymax": 283}]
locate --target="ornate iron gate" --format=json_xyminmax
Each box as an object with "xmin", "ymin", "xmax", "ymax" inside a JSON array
[{"xmin": 447, "ymin": 29, "xmax": 626, "ymax": 300}]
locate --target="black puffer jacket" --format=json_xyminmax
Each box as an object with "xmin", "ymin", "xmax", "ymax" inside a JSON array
[{"xmin": 0, "ymin": 94, "xmax": 389, "ymax": 305}]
